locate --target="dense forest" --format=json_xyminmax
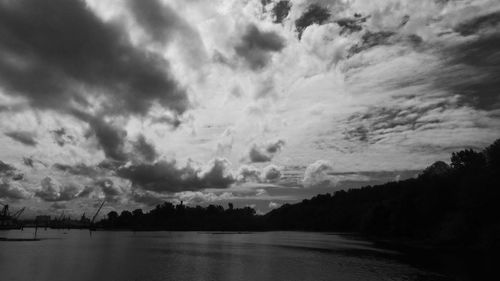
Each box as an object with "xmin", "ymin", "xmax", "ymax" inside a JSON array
[
  {"xmin": 265, "ymin": 139, "xmax": 500, "ymax": 251},
  {"xmin": 98, "ymin": 139, "xmax": 500, "ymax": 251},
  {"xmin": 98, "ymin": 202, "xmax": 262, "ymax": 231}
]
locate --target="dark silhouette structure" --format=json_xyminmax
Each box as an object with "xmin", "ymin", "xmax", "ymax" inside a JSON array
[{"xmin": 97, "ymin": 139, "xmax": 500, "ymax": 251}]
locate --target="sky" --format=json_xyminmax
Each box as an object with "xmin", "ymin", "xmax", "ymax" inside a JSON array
[{"xmin": 0, "ymin": 0, "xmax": 499, "ymax": 218}]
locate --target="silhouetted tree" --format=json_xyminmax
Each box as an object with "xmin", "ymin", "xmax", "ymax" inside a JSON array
[
  {"xmin": 133, "ymin": 209, "xmax": 144, "ymax": 217},
  {"xmin": 97, "ymin": 139, "xmax": 500, "ymax": 251},
  {"xmin": 421, "ymin": 161, "xmax": 450, "ymax": 177},
  {"xmin": 451, "ymin": 149, "xmax": 486, "ymax": 170},
  {"xmin": 107, "ymin": 211, "xmax": 118, "ymax": 221},
  {"xmin": 484, "ymin": 139, "xmax": 500, "ymax": 170},
  {"xmin": 264, "ymin": 139, "xmax": 500, "ymax": 251}
]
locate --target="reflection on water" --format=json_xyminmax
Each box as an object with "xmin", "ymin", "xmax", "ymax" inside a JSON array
[{"xmin": 0, "ymin": 230, "xmax": 493, "ymax": 281}]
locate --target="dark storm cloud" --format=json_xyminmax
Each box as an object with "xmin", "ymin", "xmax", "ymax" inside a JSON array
[
  {"xmin": 348, "ymin": 31, "xmax": 422, "ymax": 57},
  {"xmin": 335, "ymin": 14, "xmax": 368, "ymax": 34},
  {"xmin": 432, "ymin": 35, "xmax": 500, "ymax": 111},
  {"xmin": 22, "ymin": 156, "xmax": 48, "ymax": 168},
  {"xmin": 382, "ymin": 12, "xmax": 500, "ymax": 112},
  {"xmin": 0, "ymin": 0, "xmax": 188, "ymax": 116},
  {"xmin": 127, "ymin": 0, "xmax": 199, "ymax": 45},
  {"xmin": 4, "ymin": 131, "xmax": 37, "ymax": 146},
  {"xmin": 0, "ymin": 160, "xmax": 23, "ymax": 182},
  {"xmin": 248, "ymin": 140, "xmax": 285, "ymax": 163},
  {"xmin": 97, "ymin": 159, "xmax": 124, "ymax": 172},
  {"xmin": 133, "ymin": 135, "xmax": 158, "ymax": 163},
  {"xmin": 73, "ymin": 110, "xmax": 160, "ymax": 163},
  {"xmin": 295, "ymin": 4, "xmax": 331, "ymax": 39},
  {"xmin": 127, "ymin": 0, "xmax": 182, "ymax": 43},
  {"xmin": 53, "ymin": 163, "xmax": 99, "ymax": 177},
  {"xmin": 0, "ymin": 182, "xmax": 28, "ymax": 200},
  {"xmin": 272, "ymin": 1, "xmax": 292, "ymax": 24},
  {"xmin": 0, "ymin": 161, "xmax": 16, "ymax": 177},
  {"xmin": 35, "ymin": 177, "xmax": 79, "ymax": 202},
  {"xmin": 90, "ymin": 118, "xmax": 128, "ymax": 162},
  {"xmin": 117, "ymin": 159, "xmax": 234, "ymax": 193},
  {"xmin": 454, "ymin": 11, "xmax": 500, "ymax": 36},
  {"xmin": 261, "ymin": 0, "xmax": 272, "ymax": 6},
  {"xmin": 126, "ymin": 0, "xmax": 207, "ymax": 68},
  {"xmin": 249, "ymin": 146, "xmax": 273, "ymax": 162},
  {"xmin": 71, "ymin": 110, "xmax": 128, "ymax": 162},
  {"xmin": 344, "ymin": 125, "xmax": 369, "ymax": 143},
  {"xmin": 234, "ymin": 24, "xmax": 285, "ymax": 70}
]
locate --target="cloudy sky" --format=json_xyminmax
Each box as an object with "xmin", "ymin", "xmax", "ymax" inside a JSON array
[{"xmin": 0, "ymin": 0, "xmax": 499, "ymax": 218}]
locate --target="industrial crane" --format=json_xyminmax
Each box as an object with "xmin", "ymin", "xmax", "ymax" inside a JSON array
[
  {"xmin": 1, "ymin": 202, "xmax": 24, "ymax": 218},
  {"xmin": 0, "ymin": 202, "xmax": 24, "ymax": 229},
  {"xmin": 11, "ymin": 207, "xmax": 25, "ymax": 219},
  {"xmin": 89, "ymin": 200, "xmax": 105, "ymax": 233}
]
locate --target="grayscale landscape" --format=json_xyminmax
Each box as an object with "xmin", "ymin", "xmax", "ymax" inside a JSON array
[{"xmin": 1, "ymin": 0, "xmax": 499, "ymax": 280}]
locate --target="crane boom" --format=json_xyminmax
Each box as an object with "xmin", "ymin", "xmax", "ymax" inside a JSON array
[
  {"xmin": 58, "ymin": 210, "xmax": 65, "ymax": 220},
  {"xmin": 12, "ymin": 207, "xmax": 25, "ymax": 219},
  {"xmin": 91, "ymin": 200, "xmax": 105, "ymax": 224}
]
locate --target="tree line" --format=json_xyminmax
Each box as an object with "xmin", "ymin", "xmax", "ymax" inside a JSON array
[
  {"xmin": 98, "ymin": 139, "xmax": 500, "ymax": 251},
  {"xmin": 98, "ymin": 202, "xmax": 263, "ymax": 231}
]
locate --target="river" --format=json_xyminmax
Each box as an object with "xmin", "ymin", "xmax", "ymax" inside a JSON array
[{"xmin": 0, "ymin": 229, "xmax": 495, "ymax": 281}]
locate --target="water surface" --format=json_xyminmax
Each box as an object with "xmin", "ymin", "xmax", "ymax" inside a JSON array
[{"xmin": 0, "ymin": 230, "xmax": 492, "ymax": 281}]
